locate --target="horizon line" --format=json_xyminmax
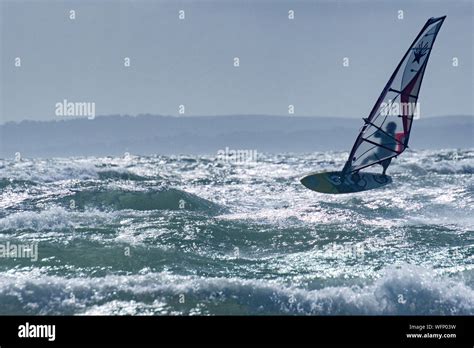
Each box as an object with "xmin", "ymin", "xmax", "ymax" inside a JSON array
[{"xmin": 1, "ymin": 113, "xmax": 473, "ymax": 126}]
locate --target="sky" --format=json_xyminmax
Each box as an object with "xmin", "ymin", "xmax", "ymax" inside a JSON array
[{"xmin": 0, "ymin": 0, "xmax": 473, "ymax": 123}]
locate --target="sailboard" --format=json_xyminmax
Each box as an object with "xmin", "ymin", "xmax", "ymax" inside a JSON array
[{"xmin": 301, "ymin": 16, "xmax": 446, "ymax": 194}]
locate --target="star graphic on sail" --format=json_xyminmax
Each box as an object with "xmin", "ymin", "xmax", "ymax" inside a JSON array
[{"xmin": 412, "ymin": 41, "xmax": 430, "ymax": 64}]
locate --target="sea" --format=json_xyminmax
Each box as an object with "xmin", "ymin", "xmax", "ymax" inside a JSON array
[{"xmin": 0, "ymin": 149, "xmax": 472, "ymax": 315}]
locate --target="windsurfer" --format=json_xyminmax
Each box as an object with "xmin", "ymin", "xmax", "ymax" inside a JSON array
[{"xmin": 361, "ymin": 121, "xmax": 397, "ymax": 175}]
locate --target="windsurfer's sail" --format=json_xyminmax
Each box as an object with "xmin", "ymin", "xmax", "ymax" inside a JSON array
[{"xmin": 342, "ymin": 16, "xmax": 446, "ymax": 174}]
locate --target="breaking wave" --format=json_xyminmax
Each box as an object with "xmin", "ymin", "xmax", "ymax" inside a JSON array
[{"xmin": 0, "ymin": 265, "xmax": 472, "ymax": 315}]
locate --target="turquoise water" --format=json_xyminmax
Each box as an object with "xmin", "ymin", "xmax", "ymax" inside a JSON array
[{"xmin": 0, "ymin": 149, "xmax": 472, "ymax": 315}]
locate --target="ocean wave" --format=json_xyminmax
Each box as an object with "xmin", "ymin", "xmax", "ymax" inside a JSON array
[
  {"xmin": 60, "ymin": 187, "xmax": 224, "ymax": 213},
  {"xmin": 0, "ymin": 178, "xmax": 38, "ymax": 189},
  {"xmin": 394, "ymin": 149, "xmax": 474, "ymax": 175},
  {"xmin": 0, "ymin": 207, "xmax": 75, "ymax": 232},
  {"xmin": 97, "ymin": 170, "xmax": 151, "ymax": 181},
  {"xmin": 398, "ymin": 162, "xmax": 474, "ymax": 175},
  {"xmin": 427, "ymin": 164, "xmax": 474, "ymax": 175},
  {"xmin": 0, "ymin": 159, "xmax": 152, "ymax": 183},
  {"xmin": 0, "ymin": 207, "xmax": 116, "ymax": 233},
  {"xmin": 0, "ymin": 265, "xmax": 471, "ymax": 315}
]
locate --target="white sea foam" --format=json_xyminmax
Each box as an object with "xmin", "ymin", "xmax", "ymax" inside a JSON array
[
  {"xmin": 0, "ymin": 157, "xmax": 150, "ymax": 183},
  {"xmin": 0, "ymin": 265, "xmax": 472, "ymax": 315},
  {"xmin": 0, "ymin": 207, "xmax": 116, "ymax": 234}
]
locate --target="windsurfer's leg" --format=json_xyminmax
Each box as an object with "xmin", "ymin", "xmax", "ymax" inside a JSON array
[{"xmin": 381, "ymin": 158, "xmax": 391, "ymax": 175}]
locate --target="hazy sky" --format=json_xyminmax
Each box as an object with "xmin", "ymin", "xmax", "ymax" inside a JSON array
[{"xmin": 0, "ymin": 0, "xmax": 473, "ymax": 123}]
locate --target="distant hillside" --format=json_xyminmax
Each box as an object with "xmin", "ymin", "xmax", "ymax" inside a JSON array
[{"xmin": 0, "ymin": 115, "xmax": 472, "ymax": 157}]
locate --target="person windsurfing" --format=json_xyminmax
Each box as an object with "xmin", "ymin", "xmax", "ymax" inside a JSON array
[
  {"xmin": 300, "ymin": 16, "xmax": 446, "ymax": 194},
  {"xmin": 360, "ymin": 121, "xmax": 398, "ymax": 175}
]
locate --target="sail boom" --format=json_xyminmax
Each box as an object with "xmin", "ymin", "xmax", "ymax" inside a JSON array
[
  {"xmin": 361, "ymin": 138, "xmax": 401, "ymax": 154},
  {"xmin": 388, "ymin": 88, "xmax": 418, "ymax": 99},
  {"xmin": 362, "ymin": 118, "xmax": 407, "ymax": 148}
]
